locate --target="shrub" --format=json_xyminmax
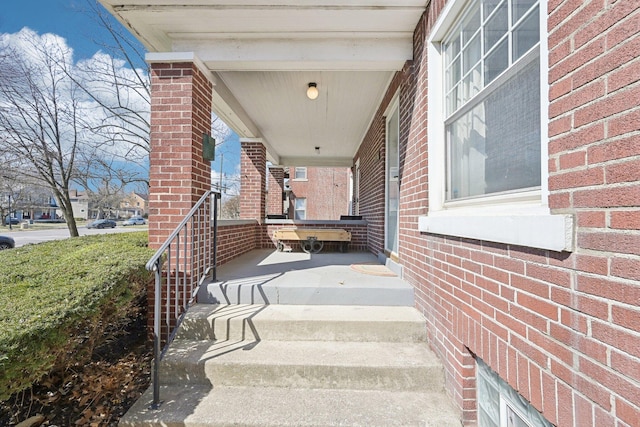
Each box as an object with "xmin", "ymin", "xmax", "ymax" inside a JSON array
[{"xmin": 0, "ymin": 232, "xmax": 154, "ymax": 400}]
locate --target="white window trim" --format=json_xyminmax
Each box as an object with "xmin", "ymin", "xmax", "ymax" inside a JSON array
[
  {"xmin": 501, "ymin": 396, "xmax": 534, "ymax": 427},
  {"xmin": 293, "ymin": 167, "xmax": 308, "ymax": 181},
  {"xmin": 295, "ymin": 197, "xmax": 307, "ymax": 220},
  {"xmin": 384, "ymin": 93, "xmax": 400, "ymax": 255},
  {"xmin": 420, "ymin": 0, "xmax": 574, "ymax": 252}
]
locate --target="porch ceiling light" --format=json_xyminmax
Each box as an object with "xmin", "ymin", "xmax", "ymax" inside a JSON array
[{"xmin": 306, "ymin": 82, "xmax": 319, "ymax": 100}]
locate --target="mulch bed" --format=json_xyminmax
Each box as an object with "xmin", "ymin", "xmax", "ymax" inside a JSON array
[{"xmin": 0, "ymin": 302, "xmax": 152, "ymax": 427}]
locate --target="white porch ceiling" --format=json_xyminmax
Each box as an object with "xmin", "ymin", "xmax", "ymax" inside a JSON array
[{"xmin": 99, "ymin": 0, "xmax": 428, "ymax": 166}]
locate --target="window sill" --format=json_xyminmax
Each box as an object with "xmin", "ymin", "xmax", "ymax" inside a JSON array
[{"xmin": 418, "ymin": 212, "xmax": 574, "ymax": 252}]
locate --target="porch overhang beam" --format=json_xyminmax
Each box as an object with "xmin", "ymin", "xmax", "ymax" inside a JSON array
[
  {"xmin": 277, "ymin": 157, "xmax": 353, "ymax": 168},
  {"xmin": 99, "ymin": 1, "xmax": 430, "ymax": 69},
  {"xmin": 173, "ymin": 34, "xmax": 414, "ymax": 71}
]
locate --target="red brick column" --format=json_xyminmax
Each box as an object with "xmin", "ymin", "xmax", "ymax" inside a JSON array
[
  {"xmin": 240, "ymin": 140, "xmax": 266, "ymax": 222},
  {"xmin": 148, "ymin": 62, "xmax": 213, "ymax": 249},
  {"xmin": 267, "ymin": 166, "xmax": 285, "ymax": 216}
]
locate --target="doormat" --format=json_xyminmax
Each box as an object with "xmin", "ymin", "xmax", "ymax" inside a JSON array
[{"xmin": 350, "ymin": 263, "xmax": 397, "ymax": 277}]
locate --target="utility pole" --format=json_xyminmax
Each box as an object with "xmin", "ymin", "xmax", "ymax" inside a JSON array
[
  {"xmin": 7, "ymin": 193, "xmax": 11, "ymax": 230},
  {"xmin": 217, "ymin": 152, "xmax": 224, "ymax": 219},
  {"xmin": 1, "ymin": 175, "xmax": 12, "ymax": 230},
  {"xmin": 219, "ymin": 152, "xmax": 224, "ymax": 193}
]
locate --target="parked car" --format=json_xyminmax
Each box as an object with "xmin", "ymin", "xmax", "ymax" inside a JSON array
[
  {"xmin": 4, "ymin": 217, "xmax": 19, "ymax": 225},
  {"xmin": 87, "ymin": 219, "xmax": 117, "ymax": 229},
  {"xmin": 0, "ymin": 235, "xmax": 15, "ymax": 250},
  {"xmin": 122, "ymin": 216, "xmax": 146, "ymax": 226}
]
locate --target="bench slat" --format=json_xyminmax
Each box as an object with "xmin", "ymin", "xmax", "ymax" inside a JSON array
[{"xmin": 274, "ymin": 228, "xmax": 351, "ymax": 242}]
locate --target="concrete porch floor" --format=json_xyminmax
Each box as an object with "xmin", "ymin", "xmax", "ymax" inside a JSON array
[{"xmin": 199, "ymin": 249, "xmax": 415, "ymax": 306}]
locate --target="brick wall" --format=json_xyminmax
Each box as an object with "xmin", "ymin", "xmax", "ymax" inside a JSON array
[
  {"xmin": 148, "ymin": 62, "xmax": 212, "ymax": 249},
  {"xmin": 288, "ymin": 167, "xmax": 351, "ymax": 220},
  {"xmin": 543, "ymin": 1, "xmax": 640, "ymax": 425},
  {"xmin": 240, "ymin": 141, "xmax": 266, "ymax": 222},
  {"xmin": 356, "ymin": 1, "xmax": 640, "ymax": 426},
  {"xmin": 217, "ymin": 220, "xmax": 260, "ymax": 266},
  {"xmin": 146, "ymin": 60, "xmax": 213, "ymax": 346},
  {"xmin": 267, "ymin": 167, "xmax": 285, "ymax": 216}
]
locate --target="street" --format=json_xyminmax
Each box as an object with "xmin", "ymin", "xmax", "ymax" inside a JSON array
[{"xmin": 0, "ymin": 224, "xmax": 147, "ymax": 248}]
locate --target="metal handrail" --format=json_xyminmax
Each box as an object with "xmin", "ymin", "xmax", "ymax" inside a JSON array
[{"xmin": 146, "ymin": 190, "xmax": 221, "ymax": 408}]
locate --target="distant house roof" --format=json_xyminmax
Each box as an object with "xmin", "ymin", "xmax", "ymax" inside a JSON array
[{"xmin": 68, "ymin": 189, "xmax": 89, "ymax": 200}]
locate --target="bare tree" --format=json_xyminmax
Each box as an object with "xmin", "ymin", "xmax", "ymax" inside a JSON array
[
  {"xmin": 0, "ymin": 33, "xmax": 84, "ymax": 236},
  {"xmin": 74, "ymin": 152, "xmax": 143, "ymax": 219},
  {"xmin": 221, "ymin": 195, "xmax": 240, "ymax": 219},
  {"xmin": 78, "ymin": 1, "xmax": 232, "ymax": 172},
  {"xmin": 0, "ymin": 4, "xmax": 234, "ymax": 241},
  {"xmin": 211, "ymin": 116, "xmax": 232, "ymax": 146},
  {"xmin": 88, "ymin": 185, "xmax": 125, "ymax": 220},
  {"xmin": 73, "ymin": 1, "xmax": 151, "ymax": 167},
  {"xmin": 75, "ymin": 1, "xmax": 231, "ymax": 197}
]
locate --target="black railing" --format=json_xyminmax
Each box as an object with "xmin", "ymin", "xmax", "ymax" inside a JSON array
[{"xmin": 145, "ymin": 190, "xmax": 221, "ymax": 408}]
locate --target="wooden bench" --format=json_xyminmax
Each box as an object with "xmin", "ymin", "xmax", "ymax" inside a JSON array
[{"xmin": 273, "ymin": 228, "xmax": 352, "ymax": 254}]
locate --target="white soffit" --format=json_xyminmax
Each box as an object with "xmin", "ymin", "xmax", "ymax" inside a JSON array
[
  {"xmin": 216, "ymin": 70, "xmax": 393, "ymax": 162},
  {"xmin": 99, "ymin": 0, "xmax": 429, "ymax": 165}
]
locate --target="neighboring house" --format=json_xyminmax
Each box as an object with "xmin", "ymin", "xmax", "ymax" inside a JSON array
[
  {"xmin": 1, "ymin": 184, "xmax": 59, "ymax": 222},
  {"xmin": 100, "ymin": 1, "xmax": 640, "ymax": 426},
  {"xmin": 120, "ymin": 191, "xmax": 148, "ymax": 217},
  {"xmin": 27, "ymin": 194, "xmax": 59, "ymax": 221},
  {"xmin": 268, "ymin": 167, "xmax": 350, "ymax": 220},
  {"xmin": 65, "ymin": 189, "xmax": 147, "ymax": 220},
  {"xmin": 66, "ymin": 189, "xmax": 90, "ymax": 220}
]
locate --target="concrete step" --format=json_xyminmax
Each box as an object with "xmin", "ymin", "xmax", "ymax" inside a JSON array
[
  {"xmin": 161, "ymin": 339, "xmax": 444, "ymax": 392},
  {"xmin": 119, "ymin": 385, "xmax": 462, "ymax": 427},
  {"xmin": 121, "ymin": 301, "xmax": 462, "ymax": 426},
  {"xmin": 198, "ymin": 278, "xmax": 415, "ymax": 306},
  {"xmin": 176, "ymin": 304, "xmax": 428, "ymax": 342}
]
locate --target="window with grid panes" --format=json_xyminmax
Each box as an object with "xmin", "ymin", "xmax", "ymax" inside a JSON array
[
  {"xmin": 294, "ymin": 167, "xmax": 307, "ymax": 180},
  {"xmin": 294, "ymin": 198, "xmax": 306, "ymax": 220},
  {"xmin": 443, "ymin": 0, "xmax": 541, "ymax": 201}
]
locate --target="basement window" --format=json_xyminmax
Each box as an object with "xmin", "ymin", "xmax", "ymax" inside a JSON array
[{"xmin": 477, "ymin": 358, "xmax": 552, "ymax": 427}]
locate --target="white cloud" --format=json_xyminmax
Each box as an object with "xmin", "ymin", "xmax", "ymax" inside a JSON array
[
  {"xmin": 1, "ymin": 28, "xmax": 74, "ymax": 69},
  {"xmin": 1, "ymin": 28, "xmax": 150, "ymax": 163}
]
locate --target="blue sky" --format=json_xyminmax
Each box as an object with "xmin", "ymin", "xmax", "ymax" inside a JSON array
[
  {"xmin": 0, "ymin": 0, "xmax": 120, "ymax": 61},
  {"xmin": 1, "ymin": 1, "xmax": 241, "ymax": 191}
]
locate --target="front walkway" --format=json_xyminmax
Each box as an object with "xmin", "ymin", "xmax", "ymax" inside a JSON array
[{"xmin": 200, "ymin": 249, "xmax": 415, "ymax": 306}]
